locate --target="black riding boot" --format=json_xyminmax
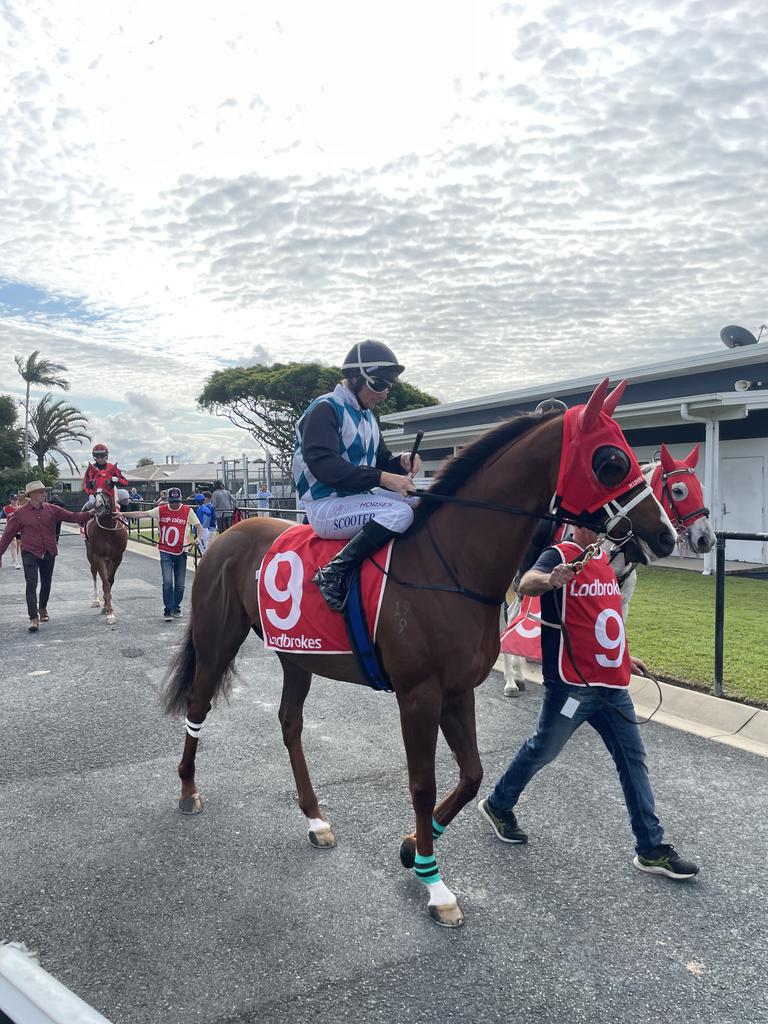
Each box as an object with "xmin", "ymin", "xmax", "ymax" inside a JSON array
[{"xmin": 313, "ymin": 520, "xmax": 398, "ymax": 611}]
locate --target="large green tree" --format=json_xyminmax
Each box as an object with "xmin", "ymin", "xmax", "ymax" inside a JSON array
[
  {"xmin": 14, "ymin": 350, "xmax": 70, "ymax": 466},
  {"xmin": 29, "ymin": 395, "xmax": 90, "ymax": 473},
  {"xmin": 0, "ymin": 394, "xmax": 24, "ymax": 470},
  {"xmin": 198, "ymin": 362, "xmax": 438, "ymax": 470}
]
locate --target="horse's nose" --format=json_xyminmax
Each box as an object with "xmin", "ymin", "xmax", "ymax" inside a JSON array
[{"xmin": 657, "ymin": 529, "xmax": 676, "ymax": 558}]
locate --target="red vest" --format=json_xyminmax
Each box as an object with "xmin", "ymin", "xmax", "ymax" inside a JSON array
[
  {"xmin": 158, "ymin": 504, "xmax": 191, "ymax": 555},
  {"xmin": 83, "ymin": 462, "xmax": 128, "ymax": 494},
  {"xmin": 553, "ymin": 541, "xmax": 631, "ymax": 688}
]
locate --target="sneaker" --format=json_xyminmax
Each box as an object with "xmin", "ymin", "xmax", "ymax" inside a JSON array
[
  {"xmin": 477, "ymin": 798, "xmax": 528, "ymax": 844},
  {"xmin": 163, "ymin": 610, "xmax": 173, "ymax": 621},
  {"xmin": 13, "ymin": 561, "xmax": 22, "ymax": 570},
  {"xmin": 172, "ymin": 608, "xmax": 182, "ymax": 617},
  {"xmin": 633, "ymin": 844, "xmax": 699, "ymax": 880}
]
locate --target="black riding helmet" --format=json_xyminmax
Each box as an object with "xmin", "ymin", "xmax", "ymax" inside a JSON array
[{"xmin": 341, "ymin": 340, "xmax": 404, "ymax": 393}]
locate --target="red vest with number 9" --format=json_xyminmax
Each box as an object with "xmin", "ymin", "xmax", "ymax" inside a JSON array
[
  {"xmin": 158, "ymin": 504, "xmax": 191, "ymax": 555},
  {"xmin": 553, "ymin": 541, "xmax": 631, "ymax": 688}
]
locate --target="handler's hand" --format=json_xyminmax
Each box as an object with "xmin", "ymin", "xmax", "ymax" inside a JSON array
[
  {"xmin": 630, "ymin": 656, "xmax": 650, "ymax": 678},
  {"xmin": 548, "ymin": 563, "xmax": 575, "ymax": 589},
  {"xmin": 380, "ymin": 471, "xmax": 417, "ymax": 497},
  {"xmin": 400, "ymin": 451, "xmax": 422, "ymax": 476}
]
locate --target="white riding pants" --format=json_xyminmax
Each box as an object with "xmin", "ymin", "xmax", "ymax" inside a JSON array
[
  {"xmin": 305, "ymin": 488, "xmax": 420, "ymax": 540},
  {"xmin": 83, "ymin": 489, "xmax": 130, "ymax": 509}
]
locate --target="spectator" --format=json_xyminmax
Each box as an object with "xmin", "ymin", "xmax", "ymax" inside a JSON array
[
  {"xmin": 128, "ymin": 487, "xmax": 143, "ymax": 510},
  {"xmin": 1, "ymin": 493, "xmax": 24, "ymax": 569},
  {"xmin": 123, "ymin": 486, "xmax": 202, "ymax": 620},
  {"xmin": 256, "ymin": 482, "xmax": 274, "ymax": 517},
  {"xmin": 210, "ymin": 480, "xmax": 235, "ymax": 532},
  {"xmin": 0, "ymin": 480, "xmax": 94, "ymax": 632},
  {"xmin": 196, "ymin": 491, "xmax": 217, "ymax": 553}
]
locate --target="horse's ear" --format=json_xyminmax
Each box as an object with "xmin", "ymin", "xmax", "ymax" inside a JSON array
[
  {"xmin": 602, "ymin": 379, "xmax": 627, "ymax": 419},
  {"xmin": 578, "ymin": 378, "xmax": 610, "ymax": 433},
  {"xmin": 683, "ymin": 443, "xmax": 701, "ymax": 468},
  {"xmin": 660, "ymin": 443, "xmax": 676, "ymax": 472}
]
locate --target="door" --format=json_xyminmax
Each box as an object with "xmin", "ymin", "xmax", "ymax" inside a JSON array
[{"xmin": 720, "ymin": 456, "xmax": 766, "ymax": 562}]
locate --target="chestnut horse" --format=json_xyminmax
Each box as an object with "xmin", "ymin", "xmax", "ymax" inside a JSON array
[
  {"xmin": 163, "ymin": 380, "xmax": 677, "ymax": 927},
  {"xmin": 85, "ymin": 490, "xmax": 128, "ymax": 625}
]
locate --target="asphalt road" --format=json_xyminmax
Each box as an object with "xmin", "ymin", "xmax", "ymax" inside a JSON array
[{"xmin": 1, "ymin": 529, "xmax": 767, "ymax": 1024}]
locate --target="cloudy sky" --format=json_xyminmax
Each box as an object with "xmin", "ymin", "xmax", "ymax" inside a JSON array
[{"xmin": 1, "ymin": 0, "xmax": 766, "ymax": 471}]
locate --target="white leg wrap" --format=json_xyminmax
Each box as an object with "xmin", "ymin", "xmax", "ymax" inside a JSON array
[
  {"xmin": 425, "ymin": 879, "xmax": 457, "ymax": 907},
  {"xmin": 307, "ymin": 816, "xmax": 328, "ymax": 833},
  {"xmin": 184, "ymin": 717, "xmax": 204, "ymax": 739}
]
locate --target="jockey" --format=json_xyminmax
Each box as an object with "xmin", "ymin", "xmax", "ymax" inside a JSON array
[
  {"xmin": 82, "ymin": 443, "xmax": 130, "ymax": 512},
  {"xmin": 292, "ymin": 339, "xmax": 422, "ymax": 611}
]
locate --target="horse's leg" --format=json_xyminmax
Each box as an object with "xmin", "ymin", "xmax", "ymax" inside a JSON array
[
  {"xmin": 90, "ymin": 559, "xmax": 100, "ymax": 607},
  {"xmin": 400, "ymin": 688, "xmax": 483, "ymax": 867},
  {"xmin": 278, "ymin": 659, "xmax": 335, "ymax": 849},
  {"xmin": 397, "ymin": 679, "xmax": 463, "ymax": 927},
  {"xmin": 177, "ymin": 618, "xmax": 251, "ymax": 814},
  {"xmin": 102, "ymin": 559, "xmax": 116, "ymax": 623}
]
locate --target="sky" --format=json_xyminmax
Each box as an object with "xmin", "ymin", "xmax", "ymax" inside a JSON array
[{"xmin": 1, "ymin": 0, "xmax": 767, "ymax": 472}]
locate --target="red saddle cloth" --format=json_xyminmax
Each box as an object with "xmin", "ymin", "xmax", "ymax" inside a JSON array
[
  {"xmin": 258, "ymin": 525, "xmax": 393, "ymax": 654},
  {"xmin": 500, "ymin": 595, "xmax": 543, "ymax": 661}
]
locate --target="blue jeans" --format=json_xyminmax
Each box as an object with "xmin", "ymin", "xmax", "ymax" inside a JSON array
[
  {"xmin": 160, "ymin": 551, "xmax": 187, "ymax": 613},
  {"xmin": 489, "ymin": 680, "xmax": 664, "ymax": 854}
]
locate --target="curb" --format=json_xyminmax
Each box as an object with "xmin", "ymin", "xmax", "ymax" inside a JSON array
[{"xmin": 494, "ymin": 655, "xmax": 768, "ymax": 760}]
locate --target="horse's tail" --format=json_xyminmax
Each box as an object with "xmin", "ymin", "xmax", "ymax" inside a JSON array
[
  {"xmin": 161, "ymin": 545, "xmax": 250, "ymax": 716},
  {"xmin": 163, "ymin": 624, "xmax": 198, "ymax": 716}
]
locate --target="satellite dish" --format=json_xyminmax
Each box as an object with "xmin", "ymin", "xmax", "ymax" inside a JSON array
[{"xmin": 720, "ymin": 324, "xmax": 758, "ymax": 348}]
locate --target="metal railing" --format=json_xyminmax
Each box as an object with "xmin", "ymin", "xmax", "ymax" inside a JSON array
[{"xmin": 713, "ymin": 531, "xmax": 768, "ymax": 697}]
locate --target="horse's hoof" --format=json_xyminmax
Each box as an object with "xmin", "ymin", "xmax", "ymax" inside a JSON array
[
  {"xmin": 179, "ymin": 793, "xmax": 204, "ymax": 815},
  {"xmin": 399, "ymin": 836, "xmax": 416, "ymax": 869},
  {"xmin": 106, "ymin": 614, "xmax": 116, "ymax": 625},
  {"xmin": 428, "ymin": 901, "xmax": 465, "ymax": 928},
  {"xmin": 308, "ymin": 824, "xmax": 336, "ymax": 848},
  {"xmin": 91, "ymin": 600, "xmax": 101, "ymax": 608}
]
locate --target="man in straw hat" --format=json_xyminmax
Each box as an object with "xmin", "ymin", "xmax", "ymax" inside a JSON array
[{"xmin": 0, "ymin": 480, "xmax": 95, "ymax": 633}]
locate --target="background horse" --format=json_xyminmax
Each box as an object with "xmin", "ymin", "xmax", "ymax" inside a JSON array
[
  {"xmin": 85, "ymin": 489, "xmax": 128, "ymax": 625},
  {"xmin": 610, "ymin": 443, "xmax": 715, "ymax": 616},
  {"xmin": 162, "ymin": 380, "xmax": 677, "ymax": 927}
]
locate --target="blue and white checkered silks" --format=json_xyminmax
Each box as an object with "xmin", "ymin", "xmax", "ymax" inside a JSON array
[{"xmin": 293, "ymin": 384, "xmax": 381, "ymax": 502}]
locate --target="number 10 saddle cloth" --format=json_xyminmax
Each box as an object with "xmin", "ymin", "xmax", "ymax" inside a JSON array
[{"xmin": 257, "ymin": 524, "xmax": 394, "ymax": 690}]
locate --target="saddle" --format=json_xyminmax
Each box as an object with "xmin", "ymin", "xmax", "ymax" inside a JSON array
[{"xmin": 257, "ymin": 526, "xmax": 394, "ymax": 691}]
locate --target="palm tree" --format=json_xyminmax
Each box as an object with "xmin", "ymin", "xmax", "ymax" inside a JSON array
[
  {"xmin": 29, "ymin": 395, "xmax": 90, "ymax": 473},
  {"xmin": 14, "ymin": 350, "xmax": 70, "ymax": 466}
]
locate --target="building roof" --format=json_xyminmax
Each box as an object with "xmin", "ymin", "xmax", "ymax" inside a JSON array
[
  {"xmin": 382, "ymin": 342, "xmax": 768, "ymax": 426},
  {"xmin": 123, "ymin": 463, "xmax": 221, "ymax": 484}
]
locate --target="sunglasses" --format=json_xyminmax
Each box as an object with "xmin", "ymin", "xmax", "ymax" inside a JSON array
[{"xmin": 365, "ymin": 377, "xmax": 392, "ymax": 394}]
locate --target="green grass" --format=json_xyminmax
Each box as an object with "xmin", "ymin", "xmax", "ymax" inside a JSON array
[{"xmin": 626, "ymin": 565, "xmax": 768, "ymax": 706}]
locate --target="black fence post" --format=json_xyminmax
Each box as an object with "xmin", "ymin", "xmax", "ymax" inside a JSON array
[{"xmin": 713, "ymin": 533, "xmax": 726, "ymax": 698}]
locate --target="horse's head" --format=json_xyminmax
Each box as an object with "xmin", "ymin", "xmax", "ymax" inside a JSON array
[
  {"xmin": 652, "ymin": 444, "xmax": 715, "ymax": 554},
  {"xmin": 94, "ymin": 489, "xmax": 116, "ymax": 518},
  {"xmin": 555, "ymin": 378, "xmax": 677, "ymax": 563}
]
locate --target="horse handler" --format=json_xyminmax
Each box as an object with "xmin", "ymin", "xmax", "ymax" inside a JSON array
[
  {"xmin": 0, "ymin": 480, "xmax": 94, "ymax": 632},
  {"xmin": 478, "ymin": 523, "xmax": 699, "ymax": 881},
  {"xmin": 123, "ymin": 487, "xmax": 202, "ymax": 620}
]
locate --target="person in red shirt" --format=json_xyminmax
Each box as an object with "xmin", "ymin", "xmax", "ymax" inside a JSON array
[
  {"xmin": 1, "ymin": 493, "xmax": 24, "ymax": 569},
  {"xmin": 123, "ymin": 486, "xmax": 202, "ymax": 620},
  {"xmin": 477, "ymin": 524, "xmax": 699, "ymax": 881},
  {"xmin": 0, "ymin": 480, "xmax": 94, "ymax": 632},
  {"xmin": 82, "ymin": 443, "xmax": 130, "ymax": 512}
]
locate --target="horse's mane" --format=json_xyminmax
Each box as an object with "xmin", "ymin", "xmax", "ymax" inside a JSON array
[{"xmin": 412, "ymin": 410, "xmax": 560, "ymax": 527}]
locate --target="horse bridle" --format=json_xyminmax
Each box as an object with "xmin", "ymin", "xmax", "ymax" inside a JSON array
[
  {"xmin": 371, "ymin": 479, "xmax": 656, "ymax": 607},
  {"xmin": 657, "ymin": 465, "xmax": 709, "ymax": 528},
  {"xmin": 93, "ymin": 494, "xmax": 126, "ymax": 532}
]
